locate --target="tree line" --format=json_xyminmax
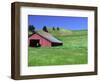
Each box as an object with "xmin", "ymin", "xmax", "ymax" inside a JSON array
[{"xmin": 28, "ymin": 25, "xmax": 60, "ymax": 33}]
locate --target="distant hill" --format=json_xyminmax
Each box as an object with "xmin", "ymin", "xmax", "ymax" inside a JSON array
[
  {"xmin": 71, "ymin": 30, "xmax": 87, "ymax": 35},
  {"xmin": 38, "ymin": 28, "xmax": 72, "ymax": 37},
  {"xmin": 28, "ymin": 27, "xmax": 87, "ymax": 37}
]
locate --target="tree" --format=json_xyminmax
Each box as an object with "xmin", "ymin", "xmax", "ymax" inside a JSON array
[
  {"xmin": 57, "ymin": 27, "xmax": 60, "ymax": 31},
  {"xmin": 28, "ymin": 25, "xmax": 35, "ymax": 33},
  {"xmin": 52, "ymin": 27, "xmax": 55, "ymax": 31},
  {"xmin": 43, "ymin": 26, "xmax": 48, "ymax": 32}
]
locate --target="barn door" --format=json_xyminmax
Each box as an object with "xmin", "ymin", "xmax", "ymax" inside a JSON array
[{"xmin": 30, "ymin": 39, "xmax": 41, "ymax": 47}]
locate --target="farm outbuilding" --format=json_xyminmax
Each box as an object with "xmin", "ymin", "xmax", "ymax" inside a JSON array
[{"xmin": 28, "ymin": 31, "xmax": 63, "ymax": 47}]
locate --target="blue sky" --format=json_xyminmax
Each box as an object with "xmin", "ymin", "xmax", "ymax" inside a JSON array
[{"xmin": 28, "ymin": 15, "xmax": 88, "ymax": 30}]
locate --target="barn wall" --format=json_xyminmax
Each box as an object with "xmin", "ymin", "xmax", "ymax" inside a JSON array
[{"xmin": 28, "ymin": 34, "xmax": 51, "ymax": 47}]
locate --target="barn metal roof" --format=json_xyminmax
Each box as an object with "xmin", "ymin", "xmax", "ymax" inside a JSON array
[{"xmin": 37, "ymin": 31, "xmax": 62, "ymax": 43}]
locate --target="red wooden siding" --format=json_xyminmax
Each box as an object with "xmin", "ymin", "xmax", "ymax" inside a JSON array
[{"xmin": 28, "ymin": 34, "xmax": 51, "ymax": 47}]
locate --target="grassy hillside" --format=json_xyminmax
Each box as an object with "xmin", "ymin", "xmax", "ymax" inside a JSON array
[
  {"xmin": 38, "ymin": 28, "xmax": 72, "ymax": 36},
  {"xmin": 28, "ymin": 29, "xmax": 88, "ymax": 66}
]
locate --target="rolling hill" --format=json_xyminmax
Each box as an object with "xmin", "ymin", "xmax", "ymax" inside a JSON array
[{"xmin": 36, "ymin": 28, "xmax": 73, "ymax": 37}]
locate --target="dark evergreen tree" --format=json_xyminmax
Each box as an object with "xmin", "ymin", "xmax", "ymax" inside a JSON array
[
  {"xmin": 43, "ymin": 26, "xmax": 48, "ymax": 32},
  {"xmin": 52, "ymin": 27, "xmax": 55, "ymax": 31},
  {"xmin": 28, "ymin": 25, "xmax": 35, "ymax": 33},
  {"xmin": 57, "ymin": 27, "xmax": 60, "ymax": 31}
]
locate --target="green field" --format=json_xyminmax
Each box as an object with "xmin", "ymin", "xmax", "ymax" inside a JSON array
[{"xmin": 28, "ymin": 29, "xmax": 88, "ymax": 66}]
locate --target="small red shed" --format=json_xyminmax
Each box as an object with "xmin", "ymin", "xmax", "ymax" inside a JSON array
[{"xmin": 28, "ymin": 31, "xmax": 63, "ymax": 47}]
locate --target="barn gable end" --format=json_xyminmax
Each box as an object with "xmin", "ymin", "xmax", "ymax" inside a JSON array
[
  {"xmin": 29, "ymin": 34, "xmax": 51, "ymax": 47},
  {"xmin": 28, "ymin": 31, "xmax": 63, "ymax": 47}
]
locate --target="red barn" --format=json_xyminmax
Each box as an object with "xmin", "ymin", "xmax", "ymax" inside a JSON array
[{"xmin": 28, "ymin": 31, "xmax": 63, "ymax": 47}]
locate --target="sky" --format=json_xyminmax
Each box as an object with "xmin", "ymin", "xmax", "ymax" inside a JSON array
[{"xmin": 28, "ymin": 15, "xmax": 88, "ymax": 30}]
